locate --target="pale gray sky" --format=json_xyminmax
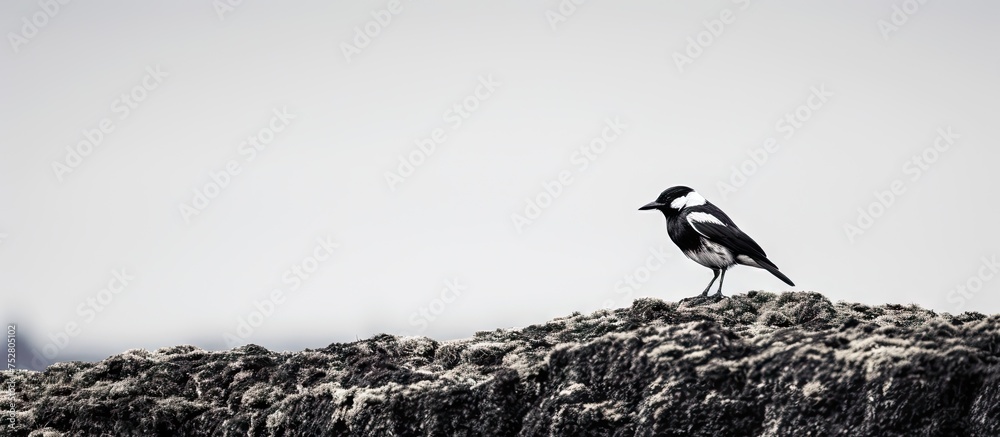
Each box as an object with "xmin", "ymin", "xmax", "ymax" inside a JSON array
[{"xmin": 2, "ymin": 0, "xmax": 998, "ymax": 369}]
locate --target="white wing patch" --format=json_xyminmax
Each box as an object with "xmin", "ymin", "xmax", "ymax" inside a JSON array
[
  {"xmin": 686, "ymin": 212, "xmax": 726, "ymax": 239},
  {"xmin": 687, "ymin": 212, "xmax": 725, "ymax": 227}
]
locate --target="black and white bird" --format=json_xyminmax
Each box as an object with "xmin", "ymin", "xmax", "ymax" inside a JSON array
[{"xmin": 639, "ymin": 186, "xmax": 794, "ymax": 296}]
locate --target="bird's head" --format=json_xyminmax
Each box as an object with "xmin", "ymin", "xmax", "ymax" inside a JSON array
[{"xmin": 639, "ymin": 186, "xmax": 706, "ymax": 214}]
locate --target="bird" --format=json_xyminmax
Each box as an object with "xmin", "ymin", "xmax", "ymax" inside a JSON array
[{"xmin": 639, "ymin": 186, "xmax": 794, "ymax": 296}]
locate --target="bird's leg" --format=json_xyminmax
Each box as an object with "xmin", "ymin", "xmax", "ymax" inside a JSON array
[
  {"xmin": 701, "ymin": 269, "xmax": 720, "ymax": 296},
  {"xmin": 713, "ymin": 269, "xmax": 727, "ymax": 296}
]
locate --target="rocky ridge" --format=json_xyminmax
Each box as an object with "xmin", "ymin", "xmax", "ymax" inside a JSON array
[{"xmin": 2, "ymin": 291, "xmax": 999, "ymax": 436}]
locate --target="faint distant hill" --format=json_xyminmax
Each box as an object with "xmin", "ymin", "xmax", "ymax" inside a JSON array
[{"xmin": 3, "ymin": 291, "xmax": 999, "ymax": 436}]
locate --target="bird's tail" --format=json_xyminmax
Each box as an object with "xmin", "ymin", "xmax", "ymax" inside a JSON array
[{"xmin": 750, "ymin": 256, "xmax": 795, "ymax": 287}]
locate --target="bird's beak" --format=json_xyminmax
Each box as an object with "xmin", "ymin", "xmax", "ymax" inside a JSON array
[{"xmin": 639, "ymin": 201, "xmax": 663, "ymax": 211}]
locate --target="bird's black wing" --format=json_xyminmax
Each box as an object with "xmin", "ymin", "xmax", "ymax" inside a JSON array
[
  {"xmin": 685, "ymin": 206, "xmax": 794, "ymax": 287},
  {"xmin": 685, "ymin": 211, "xmax": 770, "ymax": 264}
]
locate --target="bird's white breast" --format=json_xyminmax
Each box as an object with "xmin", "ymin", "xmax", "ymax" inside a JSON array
[{"xmin": 684, "ymin": 240, "xmax": 735, "ymax": 268}]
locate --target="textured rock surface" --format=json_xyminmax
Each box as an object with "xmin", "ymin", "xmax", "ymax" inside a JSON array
[{"xmin": 3, "ymin": 291, "xmax": 1000, "ymax": 436}]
